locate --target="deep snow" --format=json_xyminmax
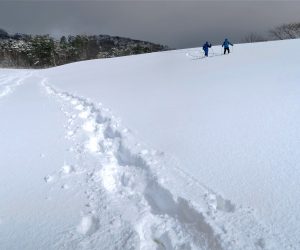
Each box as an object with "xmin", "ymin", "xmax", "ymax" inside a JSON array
[{"xmin": 0, "ymin": 39, "xmax": 300, "ymax": 249}]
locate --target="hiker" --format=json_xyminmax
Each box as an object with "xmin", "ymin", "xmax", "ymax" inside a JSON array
[
  {"xmin": 202, "ymin": 41, "xmax": 212, "ymax": 57},
  {"xmin": 222, "ymin": 38, "xmax": 233, "ymax": 54}
]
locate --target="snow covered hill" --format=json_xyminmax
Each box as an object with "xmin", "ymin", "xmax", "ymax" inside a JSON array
[{"xmin": 0, "ymin": 39, "xmax": 299, "ymax": 250}]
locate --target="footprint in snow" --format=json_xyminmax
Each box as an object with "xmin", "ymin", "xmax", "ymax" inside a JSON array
[
  {"xmin": 62, "ymin": 164, "xmax": 75, "ymax": 174},
  {"xmin": 85, "ymin": 137, "xmax": 101, "ymax": 153},
  {"xmin": 67, "ymin": 130, "xmax": 75, "ymax": 136},
  {"xmin": 61, "ymin": 184, "xmax": 70, "ymax": 189},
  {"xmin": 78, "ymin": 110, "xmax": 90, "ymax": 119},
  {"xmin": 71, "ymin": 100, "xmax": 78, "ymax": 105},
  {"xmin": 75, "ymin": 104, "xmax": 84, "ymax": 111},
  {"xmin": 76, "ymin": 215, "xmax": 99, "ymax": 235},
  {"xmin": 44, "ymin": 175, "xmax": 54, "ymax": 183},
  {"xmin": 82, "ymin": 120, "xmax": 96, "ymax": 132}
]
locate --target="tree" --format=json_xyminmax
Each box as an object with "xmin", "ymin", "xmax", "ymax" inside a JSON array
[
  {"xmin": 270, "ymin": 22, "xmax": 300, "ymax": 40},
  {"xmin": 242, "ymin": 33, "xmax": 266, "ymax": 43},
  {"xmin": 30, "ymin": 35, "xmax": 56, "ymax": 67},
  {"xmin": 0, "ymin": 28, "xmax": 9, "ymax": 39},
  {"xmin": 132, "ymin": 44, "xmax": 151, "ymax": 54},
  {"xmin": 86, "ymin": 36, "xmax": 99, "ymax": 59},
  {"xmin": 0, "ymin": 32, "xmax": 168, "ymax": 67},
  {"xmin": 60, "ymin": 36, "xmax": 67, "ymax": 46}
]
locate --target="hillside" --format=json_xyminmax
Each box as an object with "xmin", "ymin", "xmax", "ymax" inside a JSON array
[
  {"xmin": 0, "ymin": 32, "xmax": 167, "ymax": 68},
  {"xmin": 0, "ymin": 39, "xmax": 300, "ymax": 250}
]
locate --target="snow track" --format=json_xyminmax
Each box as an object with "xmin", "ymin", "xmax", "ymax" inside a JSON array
[
  {"xmin": 185, "ymin": 49, "xmax": 223, "ymax": 60},
  {"xmin": 40, "ymin": 77, "xmax": 290, "ymax": 250},
  {"xmin": 0, "ymin": 71, "xmax": 31, "ymax": 98}
]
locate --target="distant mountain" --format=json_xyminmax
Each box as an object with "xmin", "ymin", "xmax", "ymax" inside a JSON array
[{"xmin": 0, "ymin": 31, "xmax": 168, "ymax": 68}]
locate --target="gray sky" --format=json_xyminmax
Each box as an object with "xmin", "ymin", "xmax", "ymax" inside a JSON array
[{"xmin": 1, "ymin": 1, "xmax": 300, "ymax": 48}]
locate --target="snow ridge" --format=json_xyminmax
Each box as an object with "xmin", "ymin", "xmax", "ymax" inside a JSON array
[{"xmin": 40, "ymin": 77, "xmax": 290, "ymax": 250}]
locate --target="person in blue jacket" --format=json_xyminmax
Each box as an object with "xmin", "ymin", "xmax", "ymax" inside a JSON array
[
  {"xmin": 222, "ymin": 38, "xmax": 233, "ymax": 54},
  {"xmin": 202, "ymin": 41, "xmax": 212, "ymax": 57}
]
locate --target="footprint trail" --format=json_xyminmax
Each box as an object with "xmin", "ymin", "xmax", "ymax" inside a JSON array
[{"xmin": 41, "ymin": 78, "xmax": 290, "ymax": 250}]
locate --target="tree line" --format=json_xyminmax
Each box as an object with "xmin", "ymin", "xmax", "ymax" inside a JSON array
[
  {"xmin": 0, "ymin": 29, "xmax": 168, "ymax": 68},
  {"xmin": 0, "ymin": 21, "xmax": 299, "ymax": 68},
  {"xmin": 242, "ymin": 22, "xmax": 300, "ymax": 43}
]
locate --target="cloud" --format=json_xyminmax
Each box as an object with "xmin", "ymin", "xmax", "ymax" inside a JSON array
[{"xmin": 0, "ymin": 1, "xmax": 299, "ymax": 48}]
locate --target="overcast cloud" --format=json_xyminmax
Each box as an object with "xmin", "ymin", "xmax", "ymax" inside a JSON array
[{"xmin": 0, "ymin": 1, "xmax": 300, "ymax": 48}]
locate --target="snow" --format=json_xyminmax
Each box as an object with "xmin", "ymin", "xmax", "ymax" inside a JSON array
[{"xmin": 0, "ymin": 39, "xmax": 300, "ymax": 249}]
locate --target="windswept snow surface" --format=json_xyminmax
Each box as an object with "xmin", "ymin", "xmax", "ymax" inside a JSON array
[{"xmin": 0, "ymin": 39, "xmax": 300, "ymax": 249}]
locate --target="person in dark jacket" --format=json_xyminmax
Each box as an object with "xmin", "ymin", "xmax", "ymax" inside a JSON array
[
  {"xmin": 222, "ymin": 38, "xmax": 233, "ymax": 54},
  {"xmin": 202, "ymin": 41, "xmax": 212, "ymax": 57}
]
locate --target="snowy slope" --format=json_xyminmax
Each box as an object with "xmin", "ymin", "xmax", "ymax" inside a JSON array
[{"xmin": 0, "ymin": 39, "xmax": 300, "ymax": 250}]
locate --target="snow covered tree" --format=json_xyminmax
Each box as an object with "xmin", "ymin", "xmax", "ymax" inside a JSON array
[
  {"xmin": 270, "ymin": 22, "xmax": 300, "ymax": 40},
  {"xmin": 0, "ymin": 31, "xmax": 167, "ymax": 68},
  {"xmin": 242, "ymin": 33, "xmax": 266, "ymax": 43},
  {"xmin": 29, "ymin": 35, "xmax": 56, "ymax": 67}
]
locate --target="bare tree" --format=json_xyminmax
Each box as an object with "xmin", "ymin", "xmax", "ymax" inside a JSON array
[
  {"xmin": 242, "ymin": 33, "xmax": 266, "ymax": 43},
  {"xmin": 270, "ymin": 22, "xmax": 300, "ymax": 40}
]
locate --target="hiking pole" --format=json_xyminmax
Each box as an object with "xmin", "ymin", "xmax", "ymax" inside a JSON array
[{"xmin": 211, "ymin": 44, "xmax": 217, "ymax": 56}]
